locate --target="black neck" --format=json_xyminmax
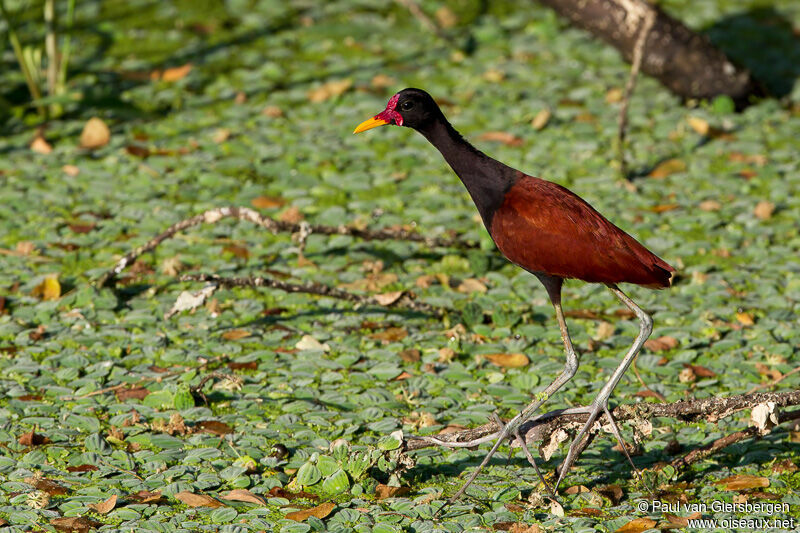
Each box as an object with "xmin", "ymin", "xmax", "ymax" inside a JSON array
[{"xmin": 417, "ymin": 118, "xmax": 518, "ymax": 228}]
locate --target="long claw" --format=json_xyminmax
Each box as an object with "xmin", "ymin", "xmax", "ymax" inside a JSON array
[{"xmin": 554, "ymin": 402, "xmax": 603, "ymax": 490}]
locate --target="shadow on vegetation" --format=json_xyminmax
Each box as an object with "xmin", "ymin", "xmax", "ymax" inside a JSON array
[{"xmin": 706, "ymin": 6, "xmax": 800, "ymax": 99}]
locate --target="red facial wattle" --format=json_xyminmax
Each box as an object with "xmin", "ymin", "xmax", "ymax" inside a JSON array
[
  {"xmin": 375, "ymin": 93, "xmax": 403, "ymax": 126},
  {"xmin": 353, "ymin": 93, "xmax": 403, "ymax": 133}
]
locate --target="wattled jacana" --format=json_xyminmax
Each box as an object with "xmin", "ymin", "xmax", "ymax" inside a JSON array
[{"xmin": 354, "ymin": 88, "xmax": 674, "ymax": 501}]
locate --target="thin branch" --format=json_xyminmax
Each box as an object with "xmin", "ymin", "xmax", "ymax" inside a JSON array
[
  {"xmin": 616, "ymin": 6, "xmax": 656, "ymax": 179},
  {"xmin": 404, "ymin": 391, "xmax": 800, "ymax": 471},
  {"xmin": 95, "ymin": 206, "xmax": 475, "ymax": 288},
  {"xmin": 180, "ymin": 273, "xmax": 444, "ymax": 316}
]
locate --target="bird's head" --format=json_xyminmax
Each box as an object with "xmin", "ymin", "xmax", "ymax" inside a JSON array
[{"xmin": 354, "ymin": 88, "xmax": 441, "ymax": 133}]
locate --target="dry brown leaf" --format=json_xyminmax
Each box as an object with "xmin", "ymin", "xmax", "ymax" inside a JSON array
[
  {"xmin": 278, "ymin": 205, "xmax": 304, "ymax": 223},
  {"xmin": 374, "ymin": 291, "xmax": 403, "ymax": 305},
  {"xmin": 223, "ymin": 244, "xmax": 250, "ymax": 260},
  {"xmin": 19, "ymin": 430, "xmax": 50, "ymax": 446},
  {"xmin": 375, "ymin": 484, "xmax": 411, "ymax": 500},
  {"xmin": 649, "ymin": 158, "xmax": 686, "ymax": 179},
  {"xmin": 369, "ymin": 327, "xmax": 408, "ymax": 343},
  {"xmin": 222, "ymin": 329, "xmax": 251, "ymax": 340},
  {"xmin": 221, "ymin": 489, "xmax": 266, "ymax": 505},
  {"xmin": 89, "ymin": 494, "xmax": 118, "ymax": 514},
  {"xmin": 438, "ymin": 346, "xmax": 456, "ymax": 363},
  {"xmin": 398, "ymin": 348, "xmax": 421, "ymax": 362},
  {"xmin": 597, "ymin": 484, "xmax": 624, "ymax": 504},
  {"xmin": 605, "ymin": 87, "xmax": 624, "ymax": 103},
  {"xmin": 754, "ymin": 201, "xmax": 775, "ymax": 220},
  {"xmin": 268, "ymin": 486, "xmax": 318, "ymax": 501},
  {"xmin": 687, "ymin": 116, "xmax": 711, "ymax": 136},
  {"xmin": 564, "ymin": 485, "xmax": 590, "ymax": 495},
  {"xmin": 415, "ymin": 274, "xmax": 435, "ymax": 288},
  {"xmin": 251, "ymin": 195, "xmax": 285, "ymax": 209},
  {"xmin": 62, "ymin": 164, "xmax": 80, "ymax": 176},
  {"xmin": 683, "ymin": 363, "xmax": 716, "ymax": 378},
  {"xmin": 159, "ymin": 63, "xmax": 192, "ymax": 82},
  {"xmin": 16, "ymin": 241, "xmax": 35, "ymax": 255},
  {"xmin": 457, "ymin": 278, "xmax": 487, "ymax": 293},
  {"xmin": 485, "ymin": 353, "xmax": 529, "ymax": 368},
  {"xmin": 212, "ymin": 128, "xmax": 231, "ymax": 143},
  {"xmin": 699, "ymin": 200, "xmax": 721, "ymax": 211},
  {"xmin": 435, "ymin": 6, "xmax": 458, "ymax": 27},
  {"xmin": 262, "ymin": 105, "xmax": 284, "ymax": 118},
  {"xmin": 729, "ymin": 152, "xmax": 767, "ymax": 166},
  {"xmin": 196, "ymin": 420, "xmax": 233, "ymax": 435},
  {"xmin": 161, "ymin": 256, "xmax": 184, "ymax": 276},
  {"xmin": 614, "ymin": 518, "xmax": 657, "ymax": 533},
  {"xmin": 129, "ymin": 490, "xmax": 164, "ymax": 503},
  {"xmin": 509, "ymin": 524, "xmax": 543, "ymax": 533},
  {"xmin": 67, "ymin": 464, "xmax": 99, "ymax": 473},
  {"xmin": 286, "ymin": 501, "xmax": 336, "ymax": 521},
  {"xmin": 772, "ymin": 459, "xmax": 798, "ymax": 473},
  {"xmin": 31, "ymin": 276, "xmax": 61, "ymax": 301},
  {"xmin": 715, "ymin": 475, "xmax": 769, "ymax": 491},
  {"xmin": 755, "ymin": 362, "xmax": 782, "ymax": 381},
  {"xmin": 644, "ymin": 336, "xmax": 678, "ymax": 352},
  {"xmin": 175, "ymin": 491, "xmax": 225, "ymax": 508},
  {"xmin": 531, "ymin": 108, "xmax": 551, "ymax": 130},
  {"xmin": 308, "ymin": 79, "xmax": 352, "ymax": 103},
  {"xmin": 234, "ymin": 91, "xmax": 247, "ymax": 104},
  {"xmin": 649, "ymin": 203, "xmax": 680, "ymax": 213},
  {"xmin": 483, "ymin": 68, "xmax": 505, "ymax": 83},
  {"xmin": 31, "ymin": 135, "xmax": 53, "ymax": 154},
  {"xmin": 27, "ymin": 477, "xmax": 68, "ymax": 495},
  {"xmin": 595, "ymin": 321, "xmax": 614, "ymax": 340},
  {"xmin": 51, "ymin": 516, "xmax": 101, "ymax": 533},
  {"xmin": 80, "ymin": 117, "xmax": 111, "ymax": 149},
  {"xmin": 478, "ymin": 131, "xmax": 523, "ymax": 146},
  {"xmin": 736, "ymin": 311, "xmax": 755, "ymax": 326},
  {"xmin": 371, "ymin": 74, "xmax": 395, "ymax": 89},
  {"xmin": 116, "ymin": 386, "xmax": 150, "ymax": 401}
]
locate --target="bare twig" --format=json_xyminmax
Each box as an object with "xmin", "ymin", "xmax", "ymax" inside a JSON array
[
  {"xmin": 616, "ymin": 6, "xmax": 656, "ymax": 178},
  {"xmin": 405, "ymin": 391, "xmax": 800, "ymax": 472},
  {"xmin": 95, "ymin": 206, "xmax": 475, "ymax": 288},
  {"xmin": 748, "ymin": 364, "xmax": 800, "ymax": 394},
  {"xmin": 180, "ymin": 273, "xmax": 444, "ymax": 316}
]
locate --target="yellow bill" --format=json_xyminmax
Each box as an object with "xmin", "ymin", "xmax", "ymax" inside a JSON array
[{"xmin": 353, "ymin": 116, "xmax": 389, "ymax": 134}]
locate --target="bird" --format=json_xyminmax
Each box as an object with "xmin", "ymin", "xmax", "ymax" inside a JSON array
[{"xmin": 354, "ymin": 88, "xmax": 674, "ymax": 504}]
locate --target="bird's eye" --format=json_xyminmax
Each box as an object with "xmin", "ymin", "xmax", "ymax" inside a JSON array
[{"xmin": 400, "ymin": 100, "xmax": 414, "ymax": 111}]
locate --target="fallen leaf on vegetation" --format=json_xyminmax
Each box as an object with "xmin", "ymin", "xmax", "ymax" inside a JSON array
[
  {"xmin": 62, "ymin": 164, "xmax": 79, "ymax": 176},
  {"xmin": 736, "ymin": 311, "xmax": 755, "ymax": 325},
  {"xmin": 478, "ymin": 131, "xmax": 523, "ymax": 146},
  {"xmin": 31, "ymin": 276, "xmax": 61, "ymax": 300},
  {"xmin": 130, "ymin": 490, "xmax": 165, "ymax": 503},
  {"xmin": 228, "ymin": 361, "xmax": 258, "ymax": 371},
  {"xmin": 614, "ymin": 518, "xmax": 657, "ymax": 533},
  {"xmin": 26, "ymin": 477, "xmax": 68, "ymax": 495},
  {"xmin": 221, "ymin": 489, "xmax": 266, "ymax": 505},
  {"xmin": 296, "ymin": 335, "xmax": 330, "ymax": 352},
  {"xmin": 286, "ymin": 501, "xmax": 336, "ymax": 521},
  {"xmin": 196, "ymin": 420, "xmax": 233, "ymax": 435},
  {"xmin": 683, "ymin": 363, "xmax": 716, "ymax": 378},
  {"xmin": 772, "ymin": 459, "xmax": 798, "ymax": 473},
  {"xmin": 597, "ymin": 484, "xmax": 624, "ymax": 504},
  {"xmin": 157, "ymin": 63, "xmax": 192, "ymax": 82},
  {"xmin": 175, "ymin": 491, "xmax": 225, "ymax": 508},
  {"xmin": 699, "ymin": 200, "xmax": 721, "ymax": 211},
  {"xmin": 398, "ymin": 348, "xmax": 420, "ymax": 362},
  {"xmin": 371, "ymin": 74, "xmax": 395, "ymax": 89},
  {"xmin": 31, "ymin": 135, "xmax": 53, "ymax": 154},
  {"xmin": 251, "ymin": 195, "xmax": 285, "ymax": 209},
  {"xmin": 605, "ymin": 87, "xmax": 623, "ymax": 103},
  {"xmin": 458, "ymin": 278, "xmax": 487, "ymax": 293},
  {"xmin": 531, "ymin": 108, "xmax": 551, "ymax": 130},
  {"xmin": 307, "ymin": 79, "xmax": 352, "ymax": 103},
  {"xmin": 370, "ymin": 327, "xmax": 407, "ymax": 343},
  {"xmin": 115, "ymin": 386, "xmax": 150, "ymax": 401},
  {"xmin": 715, "ymin": 475, "xmax": 769, "ymax": 491},
  {"xmin": 484, "ymin": 353, "xmax": 529, "ymax": 368},
  {"xmin": 67, "ymin": 464, "xmax": 99, "ymax": 473},
  {"xmin": 649, "ymin": 203, "xmax": 680, "ymax": 213},
  {"xmin": 89, "ymin": 495, "xmax": 117, "ymax": 514},
  {"xmin": 375, "ymin": 484, "xmax": 411, "ymax": 499},
  {"xmin": 649, "ymin": 158, "xmax": 686, "ymax": 179},
  {"xmin": 438, "ymin": 347, "xmax": 456, "ymax": 363},
  {"xmin": 279, "ymin": 205, "xmax": 304, "ymax": 223},
  {"xmin": 51, "ymin": 517, "xmax": 100, "ymax": 533},
  {"xmin": 373, "ymin": 291, "xmax": 403, "ymax": 305},
  {"xmin": 262, "ymin": 105, "xmax": 283, "ymax": 118},
  {"xmin": 268, "ymin": 486, "xmax": 317, "ymax": 500},
  {"xmin": 435, "ymin": 6, "xmax": 458, "ymax": 27},
  {"xmin": 19, "ymin": 430, "xmax": 50, "ymax": 446},
  {"xmin": 80, "ymin": 117, "xmax": 111, "ymax": 149},
  {"xmin": 223, "ymin": 243, "xmax": 249, "ymax": 259},
  {"xmin": 755, "ymin": 362, "xmax": 782, "ymax": 381},
  {"xmin": 212, "ymin": 128, "xmax": 231, "ymax": 143},
  {"xmin": 644, "ymin": 336, "xmax": 678, "ymax": 351},
  {"xmin": 729, "ymin": 152, "xmax": 766, "ymax": 166},
  {"xmin": 753, "ymin": 201, "xmax": 774, "ymax": 220},
  {"xmin": 222, "ymin": 329, "xmax": 251, "ymax": 340}
]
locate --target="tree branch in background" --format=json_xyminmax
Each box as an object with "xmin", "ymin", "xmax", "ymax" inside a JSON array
[
  {"xmin": 94, "ymin": 206, "xmax": 475, "ymax": 288},
  {"xmin": 616, "ymin": 6, "xmax": 656, "ymax": 179},
  {"xmin": 536, "ymin": 0, "xmax": 766, "ymax": 107},
  {"xmin": 405, "ymin": 390, "xmax": 800, "ymax": 474}
]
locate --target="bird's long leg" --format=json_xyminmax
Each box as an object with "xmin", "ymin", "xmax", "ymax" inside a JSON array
[
  {"xmin": 554, "ymin": 283, "xmax": 653, "ymax": 490},
  {"xmin": 437, "ymin": 275, "xmax": 578, "ymax": 514}
]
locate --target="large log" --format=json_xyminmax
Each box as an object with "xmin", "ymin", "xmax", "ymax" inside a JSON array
[{"xmin": 537, "ymin": 0, "xmax": 766, "ymax": 107}]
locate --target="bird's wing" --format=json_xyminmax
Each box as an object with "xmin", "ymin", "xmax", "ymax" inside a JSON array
[{"xmin": 489, "ymin": 176, "xmax": 673, "ymax": 287}]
